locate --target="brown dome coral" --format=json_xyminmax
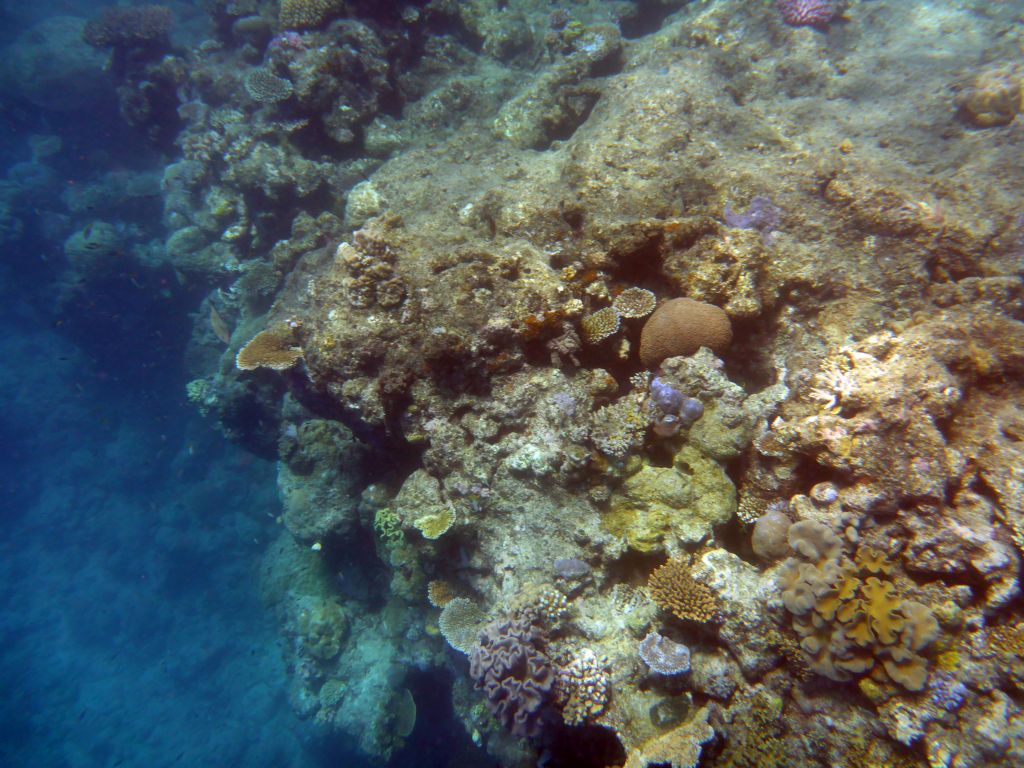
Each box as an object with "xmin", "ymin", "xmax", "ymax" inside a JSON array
[{"xmin": 639, "ymin": 298, "xmax": 732, "ymax": 368}]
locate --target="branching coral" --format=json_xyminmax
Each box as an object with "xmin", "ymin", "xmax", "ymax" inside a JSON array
[
  {"xmin": 555, "ymin": 648, "xmax": 609, "ymax": 726},
  {"xmin": 647, "ymin": 556, "xmax": 721, "ymax": 623}
]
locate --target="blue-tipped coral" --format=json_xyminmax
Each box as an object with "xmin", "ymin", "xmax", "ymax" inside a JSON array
[{"xmin": 650, "ymin": 376, "xmax": 704, "ymax": 437}]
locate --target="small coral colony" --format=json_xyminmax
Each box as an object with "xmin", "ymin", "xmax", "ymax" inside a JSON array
[{"xmin": 50, "ymin": 0, "xmax": 1024, "ymax": 765}]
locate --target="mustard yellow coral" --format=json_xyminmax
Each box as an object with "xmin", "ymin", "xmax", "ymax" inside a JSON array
[
  {"xmin": 778, "ymin": 521, "xmax": 939, "ymax": 691},
  {"xmin": 236, "ymin": 324, "xmax": 303, "ymax": 371},
  {"xmin": 647, "ymin": 556, "xmax": 720, "ymax": 623}
]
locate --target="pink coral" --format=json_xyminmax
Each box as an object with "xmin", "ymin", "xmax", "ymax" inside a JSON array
[{"xmin": 776, "ymin": 0, "xmax": 837, "ymax": 27}]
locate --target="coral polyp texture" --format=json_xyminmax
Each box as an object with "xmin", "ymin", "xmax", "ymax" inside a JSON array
[
  {"xmin": 775, "ymin": 0, "xmax": 838, "ymax": 27},
  {"xmin": 469, "ymin": 617, "xmax": 555, "ymax": 738},
  {"xmin": 235, "ymin": 325, "xmax": 303, "ymax": 371},
  {"xmin": 147, "ymin": 0, "xmax": 1024, "ymax": 765}
]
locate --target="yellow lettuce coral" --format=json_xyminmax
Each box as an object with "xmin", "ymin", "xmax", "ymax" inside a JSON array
[{"xmin": 778, "ymin": 522, "xmax": 939, "ymax": 691}]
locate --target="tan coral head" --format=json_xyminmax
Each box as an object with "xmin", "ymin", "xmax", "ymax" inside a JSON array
[{"xmin": 236, "ymin": 325, "xmax": 304, "ymax": 371}]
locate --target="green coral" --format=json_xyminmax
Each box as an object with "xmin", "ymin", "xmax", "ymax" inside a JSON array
[
  {"xmin": 295, "ymin": 596, "xmax": 349, "ymax": 661},
  {"xmin": 374, "ymin": 507, "xmax": 404, "ymax": 545}
]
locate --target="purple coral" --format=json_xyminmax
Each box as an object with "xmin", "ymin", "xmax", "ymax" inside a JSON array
[
  {"xmin": 469, "ymin": 617, "xmax": 555, "ymax": 737},
  {"xmin": 724, "ymin": 195, "xmax": 781, "ymax": 233},
  {"xmin": 553, "ymin": 557, "xmax": 591, "ymax": 579},
  {"xmin": 639, "ymin": 631, "xmax": 691, "ymax": 675},
  {"xmin": 649, "ymin": 377, "xmax": 704, "ymax": 437},
  {"xmin": 776, "ymin": 0, "xmax": 838, "ymax": 27}
]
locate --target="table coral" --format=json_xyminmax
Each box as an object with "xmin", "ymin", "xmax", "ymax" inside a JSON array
[{"xmin": 235, "ymin": 324, "xmax": 303, "ymax": 371}]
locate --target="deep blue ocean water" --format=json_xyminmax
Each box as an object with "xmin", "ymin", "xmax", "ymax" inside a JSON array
[{"xmin": 0, "ymin": 3, "xmax": 371, "ymax": 766}]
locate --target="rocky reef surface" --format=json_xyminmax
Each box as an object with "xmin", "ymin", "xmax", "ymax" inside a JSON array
[{"xmin": 30, "ymin": 0, "xmax": 1024, "ymax": 765}]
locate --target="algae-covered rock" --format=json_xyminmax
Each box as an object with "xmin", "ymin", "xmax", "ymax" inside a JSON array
[
  {"xmin": 606, "ymin": 446, "xmax": 735, "ymax": 553},
  {"xmin": 64, "ymin": 220, "xmax": 124, "ymax": 276},
  {"xmin": 691, "ymin": 549, "xmax": 781, "ymax": 678},
  {"xmin": 278, "ymin": 419, "xmax": 366, "ymax": 543}
]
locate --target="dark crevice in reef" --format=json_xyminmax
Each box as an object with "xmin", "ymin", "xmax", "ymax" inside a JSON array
[
  {"xmin": 390, "ymin": 668, "xmax": 493, "ymax": 768},
  {"xmin": 619, "ymin": 0, "xmax": 693, "ymax": 39},
  {"xmin": 541, "ymin": 722, "xmax": 627, "ymax": 768}
]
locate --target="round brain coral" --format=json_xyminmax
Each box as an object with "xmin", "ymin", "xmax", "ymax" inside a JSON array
[{"xmin": 638, "ymin": 298, "xmax": 732, "ymax": 368}]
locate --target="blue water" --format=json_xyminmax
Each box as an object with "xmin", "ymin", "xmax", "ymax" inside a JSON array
[
  {"xmin": 0, "ymin": 4, "xmax": 342, "ymax": 766},
  {"xmin": 0, "ymin": 169, "xmax": 319, "ymax": 766}
]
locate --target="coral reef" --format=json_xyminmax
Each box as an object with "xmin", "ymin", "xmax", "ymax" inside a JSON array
[{"xmin": 133, "ymin": 0, "xmax": 1024, "ymax": 764}]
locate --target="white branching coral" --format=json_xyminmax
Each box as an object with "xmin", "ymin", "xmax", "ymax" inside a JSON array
[{"xmin": 806, "ymin": 343, "xmax": 889, "ymax": 412}]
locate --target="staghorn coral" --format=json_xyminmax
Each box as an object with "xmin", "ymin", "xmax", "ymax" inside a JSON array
[
  {"xmin": 647, "ymin": 556, "xmax": 721, "ymax": 624},
  {"xmin": 639, "ymin": 298, "xmax": 732, "ymax": 369},
  {"xmin": 469, "ymin": 616, "xmax": 555, "ymax": 738},
  {"xmin": 236, "ymin": 324, "xmax": 303, "ymax": 371}
]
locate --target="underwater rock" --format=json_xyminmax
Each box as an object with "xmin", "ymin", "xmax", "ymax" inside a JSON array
[
  {"xmin": 956, "ymin": 65, "xmax": 1022, "ymax": 128},
  {"xmin": 278, "ymin": 419, "xmax": 366, "ymax": 543},
  {"xmin": 63, "ymin": 220, "xmax": 124, "ymax": 276},
  {"xmin": 692, "ymin": 549, "xmax": 781, "ymax": 678},
  {"xmin": 4, "ymin": 16, "xmax": 110, "ymax": 111}
]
